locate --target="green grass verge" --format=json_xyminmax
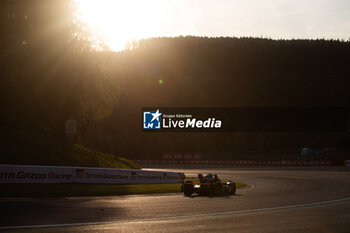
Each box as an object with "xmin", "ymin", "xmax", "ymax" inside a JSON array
[
  {"xmin": 0, "ymin": 182, "xmax": 247, "ymax": 197},
  {"xmin": 0, "ymin": 129, "xmax": 140, "ymax": 169}
]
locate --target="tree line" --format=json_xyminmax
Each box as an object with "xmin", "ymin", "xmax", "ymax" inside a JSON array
[{"xmin": 1, "ymin": 1, "xmax": 349, "ymax": 160}]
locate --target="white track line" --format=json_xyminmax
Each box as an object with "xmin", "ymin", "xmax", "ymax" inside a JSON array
[{"xmin": 1, "ymin": 197, "xmax": 349, "ymax": 230}]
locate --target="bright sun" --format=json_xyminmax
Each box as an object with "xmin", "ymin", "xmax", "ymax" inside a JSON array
[{"xmin": 75, "ymin": 0, "xmax": 168, "ymax": 51}]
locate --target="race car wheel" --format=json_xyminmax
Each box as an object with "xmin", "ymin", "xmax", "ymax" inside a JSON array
[
  {"xmin": 226, "ymin": 181, "xmax": 236, "ymax": 195},
  {"xmin": 228, "ymin": 182, "xmax": 236, "ymax": 195},
  {"xmin": 183, "ymin": 181, "xmax": 194, "ymax": 197}
]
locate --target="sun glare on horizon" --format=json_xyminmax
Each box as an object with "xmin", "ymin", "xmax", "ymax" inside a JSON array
[
  {"xmin": 75, "ymin": 0, "xmax": 350, "ymax": 51},
  {"xmin": 75, "ymin": 0, "xmax": 179, "ymax": 51}
]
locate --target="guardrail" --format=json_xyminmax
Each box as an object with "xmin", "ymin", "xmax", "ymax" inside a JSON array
[
  {"xmin": 135, "ymin": 159, "xmax": 348, "ymax": 166},
  {"xmin": 0, "ymin": 164, "xmax": 184, "ymax": 184}
]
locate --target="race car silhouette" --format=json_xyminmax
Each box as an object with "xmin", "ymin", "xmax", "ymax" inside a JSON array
[{"xmin": 181, "ymin": 173, "xmax": 236, "ymax": 196}]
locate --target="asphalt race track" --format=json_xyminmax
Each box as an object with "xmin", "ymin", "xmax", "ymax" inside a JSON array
[{"xmin": 0, "ymin": 167, "xmax": 349, "ymax": 233}]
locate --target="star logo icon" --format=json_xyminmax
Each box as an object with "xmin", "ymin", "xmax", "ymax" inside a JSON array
[
  {"xmin": 143, "ymin": 109, "xmax": 162, "ymax": 129},
  {"xmin": 151, "ymin": 109, "xmax": 162, "ymax": 122}
]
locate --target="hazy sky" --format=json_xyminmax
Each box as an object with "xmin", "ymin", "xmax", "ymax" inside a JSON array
[
  {"xmin": 77, "ymin": 0, "xmax": 350, "ymax": 50},
  {"xmin": 168, "ymin": 0, "xmax": 350, "ymax": 39}
]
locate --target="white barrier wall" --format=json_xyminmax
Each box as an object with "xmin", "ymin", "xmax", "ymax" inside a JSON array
[{"xmin": 0, "ymin": 165, "xmax": 184, "ymax": 184}]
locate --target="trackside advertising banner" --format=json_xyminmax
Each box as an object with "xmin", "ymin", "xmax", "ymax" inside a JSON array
[
  {"xmin": 0, "ymin": 165, "xmax": 183, "ymax": 184},
  {"xmin": 0, "ymin": 165, "xmax": 73, "ymax": 184},
  {"xmin": 73, "ymin": 167, "xmax": 182, "ymax": 184}
]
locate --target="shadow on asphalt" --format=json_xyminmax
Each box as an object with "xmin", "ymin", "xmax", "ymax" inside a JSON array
[{"xmin": 184, "ymin": 193, "xmax": 242, "ymax": 199}]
